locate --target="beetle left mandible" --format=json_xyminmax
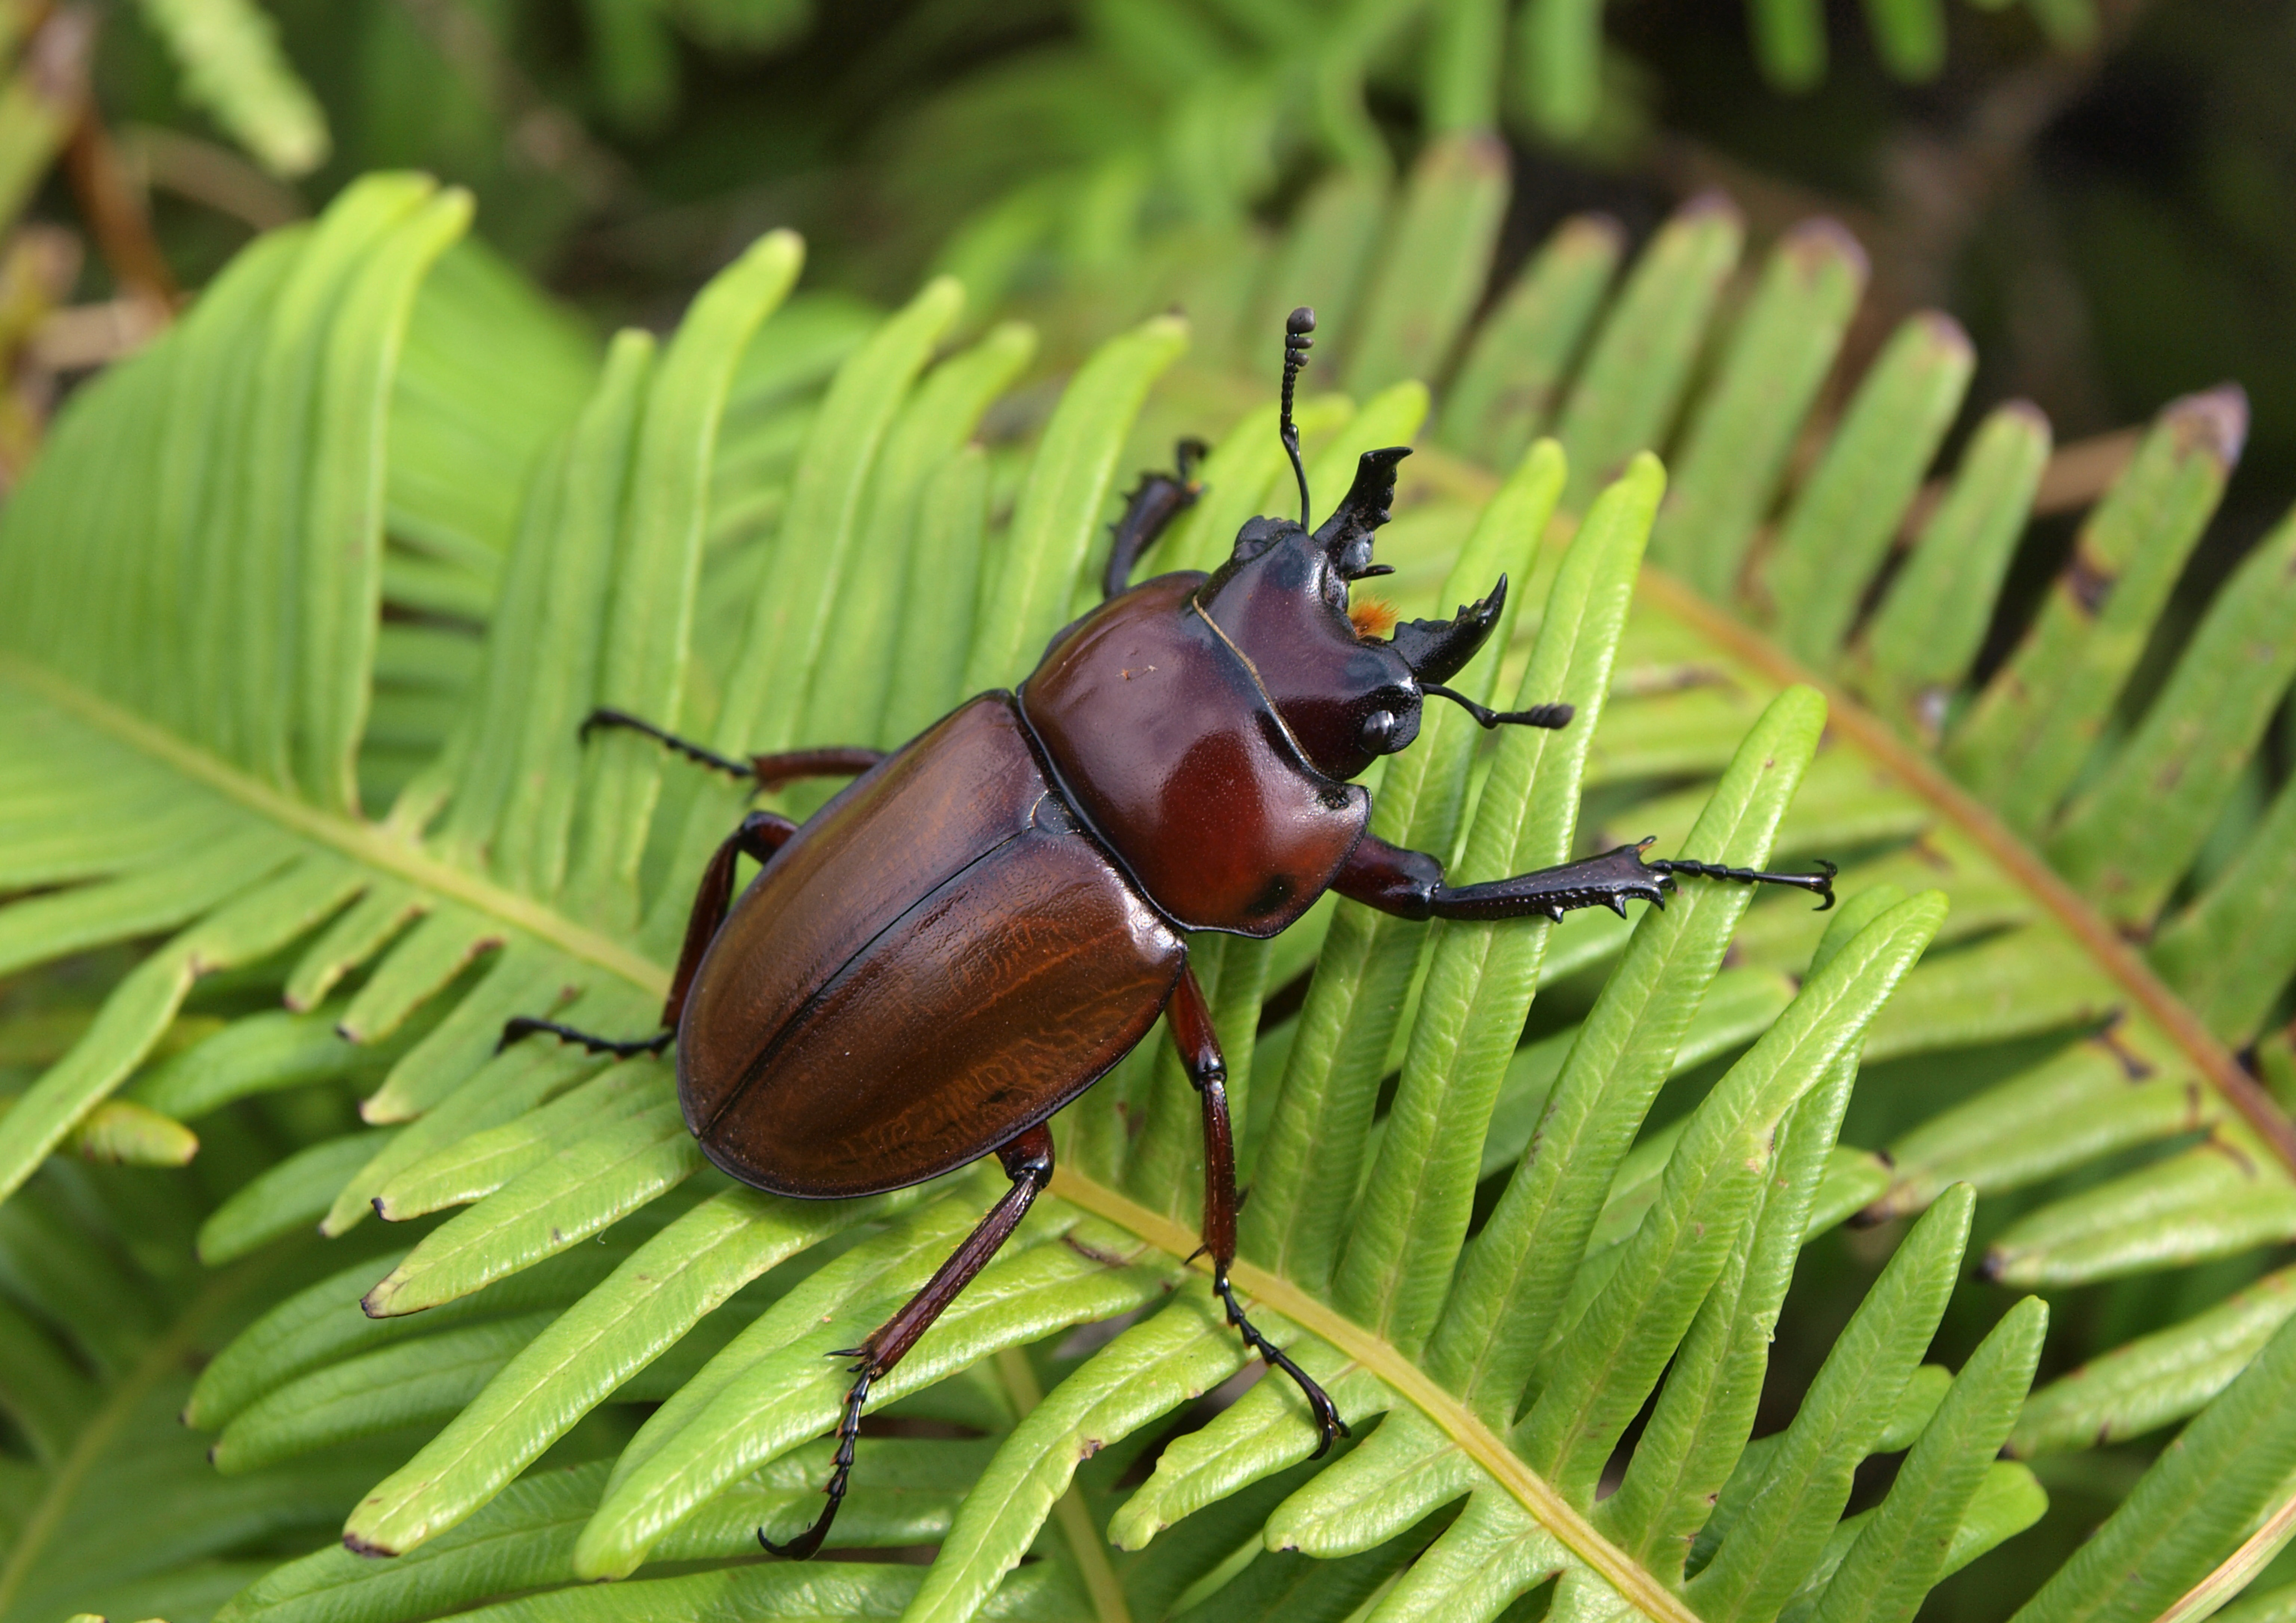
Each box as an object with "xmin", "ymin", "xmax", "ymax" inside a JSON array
[{"xmin": 502, "ymin": 304, "xmax": 1836, "ymax": 1559}]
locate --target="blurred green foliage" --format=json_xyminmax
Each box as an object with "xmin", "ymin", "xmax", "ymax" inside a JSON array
[{"xmin": 43, "ymin": 0, "xmax": 2289, "ymax": 520}]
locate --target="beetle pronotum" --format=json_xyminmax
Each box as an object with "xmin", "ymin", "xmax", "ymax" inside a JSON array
[{"xmin": 504, "ymin": 308, "xmax": 1836, "ymax": 1557}]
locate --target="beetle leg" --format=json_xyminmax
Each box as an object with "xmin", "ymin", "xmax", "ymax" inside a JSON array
[
  {"xmin": 497, "ymin": 1018, "xmax": 671, "ymax": 1058},
  {"xmin": 1169, "ymin": 967, "xmax": 1349, "ymax": 1457},
  {"xmin": 1102, "ymin": 438, "xmax": 1209, "ymax": 599},
  {"xmin": 661, "ymin": 810, "xmax": 800, "ymax": 1029},
  {"xmin": 496, "ymin": 810, "xmax": 799, "ymax": 1057},
  {"xmin": 580, "ymin": 707, "xmax": 886, "ymax": 792},
  {"xmin": 762, "ymin": 1122, "xmax": 1057, "ymax": 1561},
  {"xmin": 756, "ymin": 1361, "xmax": 873, "ymax": 1562},
  {"xmin": 746, "ymin": 746, "xmax": 889, "ymax": 791},
  {"xmin": 1647, "ymin": 853, "xmax": 1839, "ymax": 908},
  {"xmin": 580, "ymin": 706, "xmax": 753, "ymax": 778},
  {"xmin": 1331, "ymin": 833, "xmax": 1837, "ymax": 922}
]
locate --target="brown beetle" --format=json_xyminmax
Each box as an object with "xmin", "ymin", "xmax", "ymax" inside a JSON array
[{"xmin": 505, "ymin": 308, "xmax": 1835, "ymax": 1557}]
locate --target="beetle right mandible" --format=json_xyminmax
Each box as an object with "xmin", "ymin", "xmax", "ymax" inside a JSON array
[{"xmin": 501, "ymin": 305, "xmax": 1836, "ymax": 1559}]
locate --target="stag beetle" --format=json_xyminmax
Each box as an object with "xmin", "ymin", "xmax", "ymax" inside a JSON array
[{"xmin": 504, "ymin": 307, "xmax": 1836, "ymax": 1557}]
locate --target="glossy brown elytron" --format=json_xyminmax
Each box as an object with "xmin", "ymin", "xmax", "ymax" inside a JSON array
[
  {"xmin": 679, "ymin": 694, "xmax": 1185, "ymax": 1200},
  {"xmin": 505, "ymin": 308, "xmax": 1837, "ymax": 1558}
]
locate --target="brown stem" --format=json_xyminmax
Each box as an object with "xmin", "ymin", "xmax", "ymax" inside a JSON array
[{"xmin": 39, "ymin": 7, "xmax": 176, "ymax": 309}]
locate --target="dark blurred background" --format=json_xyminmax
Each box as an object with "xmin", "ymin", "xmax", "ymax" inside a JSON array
[{"xmin": 23, "ymin": 0, "xmax": 2286, "ymax": 641}]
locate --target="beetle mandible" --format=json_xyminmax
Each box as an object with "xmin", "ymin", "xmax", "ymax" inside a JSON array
[{"xmin": 504, "ymin": 306, "xmax": 1837, "ymax": 1558}]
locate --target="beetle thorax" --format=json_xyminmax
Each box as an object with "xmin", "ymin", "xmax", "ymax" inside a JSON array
[
  {"xmin": 1193, "ymin": 530, "xmax": 1423, "ymax": 782},
  {"xmin": 1016, "ymin": 573, "xmax": 1371, "ymax": 938}
]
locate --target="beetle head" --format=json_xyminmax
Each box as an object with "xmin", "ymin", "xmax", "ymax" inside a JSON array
[{"xmin": 1196, "ymin": 444, "xmax": 1508, "ymax": 781}]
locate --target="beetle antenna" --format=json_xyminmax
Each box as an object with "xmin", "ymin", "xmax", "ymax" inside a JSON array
[
  {"xmin": 1422, "ymin": 682, "xmax": 1575, "ymax": 731},
  {"xmin": 1281, "ymin": 307, "xmax": 1315, "ymax": 526}
]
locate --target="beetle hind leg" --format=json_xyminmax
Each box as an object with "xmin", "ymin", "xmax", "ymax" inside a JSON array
[
  {"xmin": 1168, "ymin": 965, "xmax": 1348, "ymax": 1456},
  {"xmin": 758, "ymin": 1367, "xmax": 874, "ymax": 1560},
  {"xmin": 760, "ymin": 1123, "xmax": 1057, "ymax": 1560},
  {"xmin": 497, "ymin": 1017, "xmax": 671, "ymax": 1058}
]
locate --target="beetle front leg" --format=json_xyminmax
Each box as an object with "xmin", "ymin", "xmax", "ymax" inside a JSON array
[
  {"xmin": 1167, "ymin": 966, "xmax": 1348, "ymax": 1456},
  {"xmin": 1331, "ymin": 833, "xmax": 1836, "ymax": 922},
  {"xmin": 1102, "ymin": 438, "xmax": 1209, "ymax": 599},
  {"xmin": 763, "ymin": 1122, "xmax": 1056, "ymax": 1561}
]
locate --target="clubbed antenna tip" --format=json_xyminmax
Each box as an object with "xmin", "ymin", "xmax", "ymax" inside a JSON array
[{"xmin": 1281, "ymin": 308, "xmax": 1315, "ymax": 526}]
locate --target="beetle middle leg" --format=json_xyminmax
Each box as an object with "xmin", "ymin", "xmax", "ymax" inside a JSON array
[
  {"xmin": 761, "ymin": 1122, "xmax": 1057, "ymax": 1561},
  {"xmin": 1332, "ymin": 833, "xmax": 1837, "ymax": 922},
  {"xmin": 580, "ymin": 707, "xmax": 886, "ymax": 791},
  {"xmin": 1168, "ymin": 965, "xmax": 1349, "ymax": 1454}
]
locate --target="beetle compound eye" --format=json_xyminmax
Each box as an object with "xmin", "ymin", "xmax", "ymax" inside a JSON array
[{"xmin": 1360, "ymin": 709, "xmax": 1398, "ymax": 752}]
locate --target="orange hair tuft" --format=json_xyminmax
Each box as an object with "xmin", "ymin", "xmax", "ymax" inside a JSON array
[{"xmin": 1350, "ymin": 596, "xmax": 1399, "ymax": 639}]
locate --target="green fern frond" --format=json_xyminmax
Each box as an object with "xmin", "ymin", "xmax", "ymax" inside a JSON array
[
  {"xmin": 8, "ymin": 117, "xmax": 2296, "ymax": 1621},
  {"xmin": 0, "ymin": 1151, "xmax": 410, "ymax": 1623},
  {"xmin": 884, "ymin": 0, "xmax": 2098, "ymax": 315},
  {"xmin": 133, "ymin": 0, "xmax": 330, "ymax": 178}
]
